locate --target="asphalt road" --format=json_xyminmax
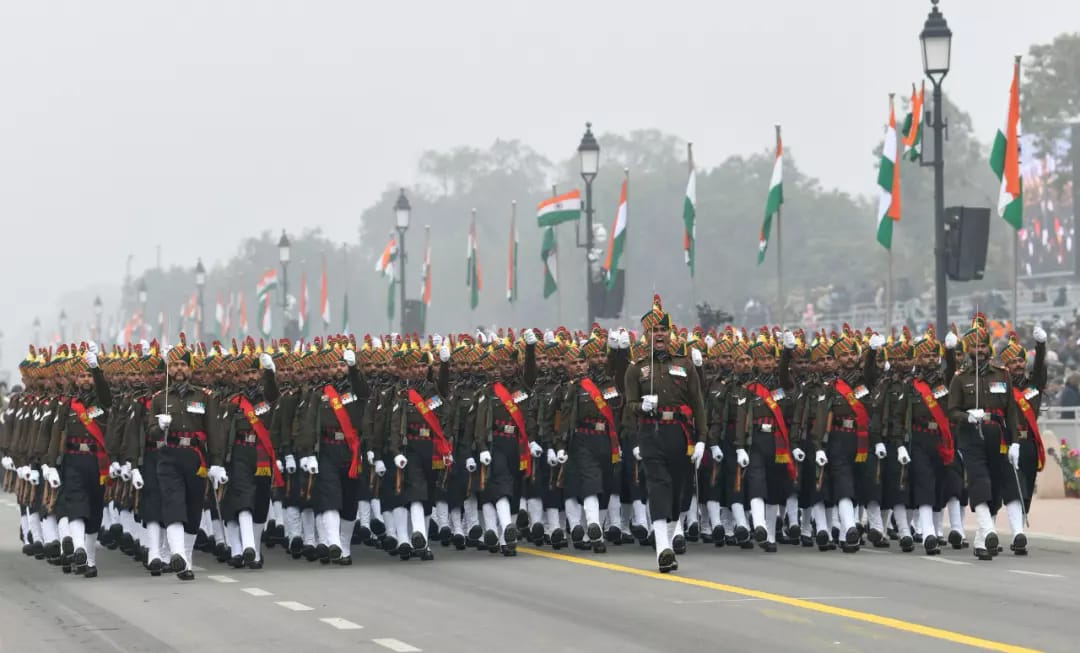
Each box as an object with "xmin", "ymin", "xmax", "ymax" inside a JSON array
[{"xmin": 1, "ymin": 499, "xmax": 1077, "ymax": 653}]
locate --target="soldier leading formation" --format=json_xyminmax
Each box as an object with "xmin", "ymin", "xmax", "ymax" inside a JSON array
[{"xmin": 0, "ymin": 296, "xmax": 1046, "ymax": 578}]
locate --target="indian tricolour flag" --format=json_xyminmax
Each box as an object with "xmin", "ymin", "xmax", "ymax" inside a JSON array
[
  {"xmin": 682, "ymin": 145, "xmax": 696, "ymax": 276},
  {"xmin": 319, "ymin": 258, "xmax": 330, "ymax": 330},
  {"xmin": 990, "ymin": 56, "xmax": 1023, "ymax": 230},
  {"xmin": 466, "ymin": 210, "xmax": 482, "ymax": 310},
  {"xmin": 375, "ymin": 237, "xmax": 398, "ymax": 276},
  {"xmin": 536, "ymin": 189, "xmax": 581, "ymax": 227},
  {"xmin": 298, "ymin": 271, "xmax": 309, "ymax": 338},
  {"xmin": 255, "ymin": 269, "xmax": 279, "ymax": 301},
  {"xmin": 603, "ymin": 174, "xmax": 628, "ymax": 289},
  {"xmin": 507, "ymin": 204, "xmax": 518, "ymax": 303},
  {"xmin": 875, "ymin": 95, "xmax": 902, "ymax": 249},
  {"xmin": 758, "ymin": 127, "xmax": 783, "ymax": 264},
  {"xmin": 541, "ymin": 226, "xmax": 558, "ymax": 299},
  {"xmin": 902, "ymin": 82, "xmax": 924, "ymax": 162}
]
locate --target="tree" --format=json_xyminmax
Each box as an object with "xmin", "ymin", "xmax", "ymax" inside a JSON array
[{"xmin": 1022, "ymin": 33, "xmax": 1080, "ymax": 184}]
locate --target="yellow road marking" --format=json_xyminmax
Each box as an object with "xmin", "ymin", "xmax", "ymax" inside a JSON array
[{"xmin": 518, "ymin": 547, "xmax": 1042, "ymax": 653}]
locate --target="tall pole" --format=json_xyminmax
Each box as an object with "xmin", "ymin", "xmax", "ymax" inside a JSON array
[
  {"xmin": 886, "ymin": 95, "xmax": 896, "ymax": 331},
  {"xmin": 688, "ymin": 142, "xmax": 697, "ymax": 317},
  {"xmin": 552, "ymin": 184, "xmax": 564, "ymax": 327},
  {"xmin": 197, "ymin": 286, "xmax": 205, "ymax": 341},
  {"xmin": 398, "ymin": 226, "xmax": 407, "ymax": 335},
  {"xmin": 774, "ymin": 126, "xmax": 783, "ymax": 325},
  {"xmin": 1012, "ymin": 231, "xmax": 1019, "ymax": 326},
  {"xmin": 584, "ymin": 176, "xmax": 594, "ymax": 328},
  {"xmin": 280, "ymin": 261, "xmax": 289, "ymax": 338},
  {"xmin": 932, "ymin": 80, "xmax": 948, "ymax": 335}
]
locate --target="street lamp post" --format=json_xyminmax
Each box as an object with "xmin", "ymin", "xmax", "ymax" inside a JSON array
[
  {"xmin": 93, "ymin": 296, "xmax": 103, "ymax": 344},
  {"xmin": 578, "ymin": 122, "xmax": 600, "ymax": 327},
  {"xmin": 33, "ymin": 317, "xmax": 41, "ymax": 343},
  {"xmin": 395, "ymin": 189, "xmax": 411, "ymax": 335},
  {"xmin": 278, "ymin": 230, "xmax": 291, "ymax": 337},
  {"xmin": 195, "ymin": 259, "xmax": 207, "ymax": 339},
  {"xmin": 920, "ymin": 0, "xmax": 952, "ymax": 335},
  {"xmin": 59, "ymin": 310, "xmax": 68, "ymax": 343}
]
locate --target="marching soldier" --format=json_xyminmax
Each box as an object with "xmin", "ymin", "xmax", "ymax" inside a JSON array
[
  {"xmin": 947, "ymin": 314, "xmax": 1020, "ymax": 561},
  {"xmin": 624, "ymin": 295, "xmax": 707, "ymax": 573}
]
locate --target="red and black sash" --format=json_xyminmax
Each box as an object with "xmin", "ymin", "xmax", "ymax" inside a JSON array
[
  {"xmin": 407, "ymin": 388, "xmax": 453, "ymax": 468},
  {"xmin": 69, "ymin": 398, "xmax": 110, "ymax": 485},
  {"xmin": 1012, "ymin": 386, "xmax": 1046, "ymax": 472},
  {"xmin": 746, "ymin": 383, "xmax": 797, "ymax": 481},
  {"xmin": 232, "ymin": 395, "xmax": 284, "ymax": 488},
  {"xmin": 580, "ymin": 378, "xmax": 620, "ymax": 463},
  {"xmin": 833, "ymin": 378, "xmax": 870, "ymax": 463},
  {"xmin": 323, "ymin": 385, "xmax": 362, "ymax": 479},
  {"xmin": 911, "ymin": 379, "xmax": 955, "ymax": 466},
  {"xmin": 492, "ymin": 382, "xmax": 531, "ymax": 476}
]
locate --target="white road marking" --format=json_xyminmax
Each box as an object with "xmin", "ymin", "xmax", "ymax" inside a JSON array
[
  {"xmin": 191, "ymin": 565, "xmax": 206, "ymax": 572},
  {"xmin": 859, "ymin": 548, "xmax": 885, "ymax": 554},
  {"xmin": 242, "ymin": 587, "xmax": 274, "ymax": 596},
  {"xmin": 373, "ymin": 638, "xmax": 421, "ymax": 652},
  {"xmin": 207, "ymin": 575, "xmax": 237, "ymax": 583},
  {"xmin": 1027, "ymin": 531, "xmax": 1080, "ymax": 544},
  {"xmin": 919, "ymin": 556, "xmax": 971, "ymax": 566},
  {"xmin": 1008, "ymin": 569, "xmax": 1064, "ymax": 578},
  {"xmin": 320, "ymin": 617, "xmax": 363, "ymax": 630},
  {"xmin": 275, "ymin": 601, "xmax": 314, "ymax": 612}
]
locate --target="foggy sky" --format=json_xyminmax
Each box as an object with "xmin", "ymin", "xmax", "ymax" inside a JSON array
[{"xmin": 1, "ymin": 0, "xmax": 1076, "ymax": 376}]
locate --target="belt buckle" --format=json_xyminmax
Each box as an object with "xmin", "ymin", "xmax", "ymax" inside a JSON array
[
  {"xmin": 335, "ymin": 432, "xmax": 345, "ymax": 441},
  {"xmin": 503, "ymin": 424, "xmax": 515, "ymax": 434},
  {"xmin": 179, "ymin": 437, "xmax": 192, "ymax": 447},
  {"xmin": 660, "ymin": 411, "xmax": 675, "ymax": 421},
  {"xmin": 419, "ymin": 427, "xmax": 431, "ymax": 438},
  {"xmin": 927, "ymin": 421, "xmax": 939, "ymax": 431},
  {"xmin": 78, "ymin": 443, "xmax": 90, "ymax": 452},
  {"xmin": 1017, "ymin": 429, "xmax": 1028, "ymax": 440},
  {"xmin": 245, "ymin": 434, "xmax": 257, "ymax": 444},
  {"xmin": 156, "ymin": 441, "xmax": 166, "ymax": 449},
  {"xmin": 842, "ymin": 419, "xmax": 855, "ymax": 429},
  {"xmin": 760, "ymin": 423, "xmax": 773, "ymax": 433},
  {"xmin": 595, "ymin": 422, "xmax": 605, "ymax": 432}
]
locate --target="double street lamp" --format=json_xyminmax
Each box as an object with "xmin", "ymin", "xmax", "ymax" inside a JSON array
[
  {"xmin": 195, "ymin": 259, "xmax": 206, "ymax": 339},
  {"xmin": 395, "ymin": 188, "xmax": 412, "ymax": 334},
  {"xmin": 577, "ymin": 123, "xmax": 600, "ymax": 327},
  {"xmin": 920, "ymin": 0, "xmax": 953, "ymax": 335}
]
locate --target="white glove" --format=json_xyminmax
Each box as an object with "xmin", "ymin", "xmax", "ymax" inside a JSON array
[
  {"xmin": 543, "ymin": 330, "xmax": 556, "ymax": 345},
  {"xmin": 524, "ymin": 329, "xmax": 537, "ymax": 346},
  {"xmin": 690, "ymin": 441, "xmax": 705, "ymax": 465},
  {"xmin": 944, "ymin": 332, "xmax": 959, "ymax": 350},
  {"xmin": 874, "ymin": 443, "xmax": 887, "ymax": 460},
  {"xmin": 479, "ymin": 450, "xmax": 492, "ymax": 466},
  {"xmin": 432, "ymin": 334, "xmax": 443, "ymax": 348},
  {"xmin": 736, "ymin": 448, "xmax": 750, "ymax": 468},
  {"xmin": 897, "ymin": 446, "xmax": 911, "ymax": 465},
  {"xmin": 85, "ymin": 351, "xmax": 99, "ymax": 369},
  {"xmin": 375, "ymin": 460, "xmax": 387, "ymax": 476},
  {"xmin": 704, "ymin": 335, "xmax": 717, "ymax": 350},
  {"xmin": 394, "ymin": 454, "xmax": 408, "ymax": 469},
  {"xmin": 306, "ymin": 457, "xmax": 319, "ymax": 475},
  {"xmin": 966, "ymin": 408, "xmax": 985, "ymax": 424},
  {"xmin": 88, "ymin": 341, "xmax": 99, "ymax": 356},
  {"xmin": 465, "ymin": 457, "xmax": 477, "ymax": 473},
  {"xmin": 439, "ymin": 345, "xmax": 451, "ymax": 363},
  {"xmin": 1033, "ymin": 325, "xmax": 1047, "ymax": 343},
  {"xmin": 617, "ymin": 328, "xmax": 631, "ymax": 350},
  {"xmin": 343, "ymin": 349, "xmax": 356, "ymax": 367},
  {"xmin": 157, "ymin": 414, "xmax": 172, "ymax": 431},
  {"xmin": 276, "ymin": 459, "xmax": 284, "ymax": 473},
  {"xmin": 607, "ymin": 330, "xmax": 618, "ymax": 349},
  {"xmin": 299, "ymin": 456, "xmax": 310, "ymax": 472},
  {"xmin": 120, "ymin": 462, "xmax": 133, "ymax": 481},
  {"xmin": 641, "ymin": 394, "xmax": 658, "ymax": 413},
  {"xmin": 556, "ymin": 449, "xmax": 568, "ymax": 464},
  {"xmin": 783, "ymin": 330, "xmax": 797, "ymax": 350},
  {"xmin": 285, "ymin": 454, "xmax": 297, "ymax": 474},
  {"xmin": 869, "ymin": 334, "xmax": 886, "ymax": 351},
  {"xmin": 632, "ymin": 446, "xmax": 642, "ymax": 461},
  {"xmin": 260, "ymin": 353, "xmax": 275, "ymax": 371},
  {"xmin": 1, "ymin": 456, "xmax": 13, "ymax": 471},
  {"xmin": 45, "ymin": 467, "xmax": 61, "ymax": 488},
  {"xmin": 487, "ymin": 331, "xmax": 498, "ymax": 344},
  {"xmin": 1008, "ymin": 442, "xmax": 1021, "ymax": 469},
  {"xmin": 109, "ymin": 461, "xmax": 122, "ymax": 479},
  {"xmin": 476, "ymin": 330, "xmax": 487, "ymax": 345},
  {"xmin": 547, "ymin": 449, "xmax": 558, "ymax": 467},
  {"xmin": 371, "ymin": 336, "xmax": 383, "ymax": 349},
  {"xmin": 208, "ymin": 465, "xmax": 228, "ymax": 488},
  {"xmin": 793, "ymin": 447, "xmax": 806, "ymax": 462},
  {"xmin": 16, "ymin": 466, "xmax": 29, "ymax": 480},
  {"xmin": 131, "ymin": 468, "xmax": 145, "ymax": 490},
  {"xmin": 529, "ymin": 441, "xmax": 543, "ymax": 458},
  {"xmin": 815, "ymin": 450, "xmax": 828, "ymax": 467},
  {"xmin": 691, "ymin": 348, "xmax": 703, "ymax": 368},
  {"xmin": 710, "ymin": 445, "xmax": 723, "ymax": 461},
  {"xmin": 28, "ymin": 469, "xmax": 40, "ymax": 485},
  {"xmin": 366, "ymin": 450, "xmax": 376, "ymax": 465}
]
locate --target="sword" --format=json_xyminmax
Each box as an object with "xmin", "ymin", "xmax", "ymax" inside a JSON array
[{"xmin": 1011, "ymin": 462, "xmax": 1029, "ymax": 528}]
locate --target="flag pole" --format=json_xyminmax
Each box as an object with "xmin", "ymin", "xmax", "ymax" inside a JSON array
[
  {"xmin": 774, "ymin": 124, "xmax": 783, "ymax": 325},
  {"xmin": 1012, "ymin": 229, "xmax": 1019, "ymax": 326},
  {"xmin": 885, "ymin": 95, "xmax": 896, "ymax": 330},
  {"xmin": 552, "ymin": 184, "xmax": 563, "ymax": 327},
  {"xmin": 687, "ymin": 142, "xmax": 696, "ymax": 317},
  {"xmin": 342, "ymin": 243, "xmax": 348, "ymax": 337}
]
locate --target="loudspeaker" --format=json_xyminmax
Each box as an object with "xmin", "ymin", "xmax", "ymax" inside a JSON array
[
  {"xmin": 592, "ymin": 272, "xmax": 625, "ymax": 319},
  {"xmin": 945, "ymin": 206, "xmax": 990, "ymax": 282},
  {"xmin": 402, "ymin": 299, "xmax": 425, "ymax": 335}
]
